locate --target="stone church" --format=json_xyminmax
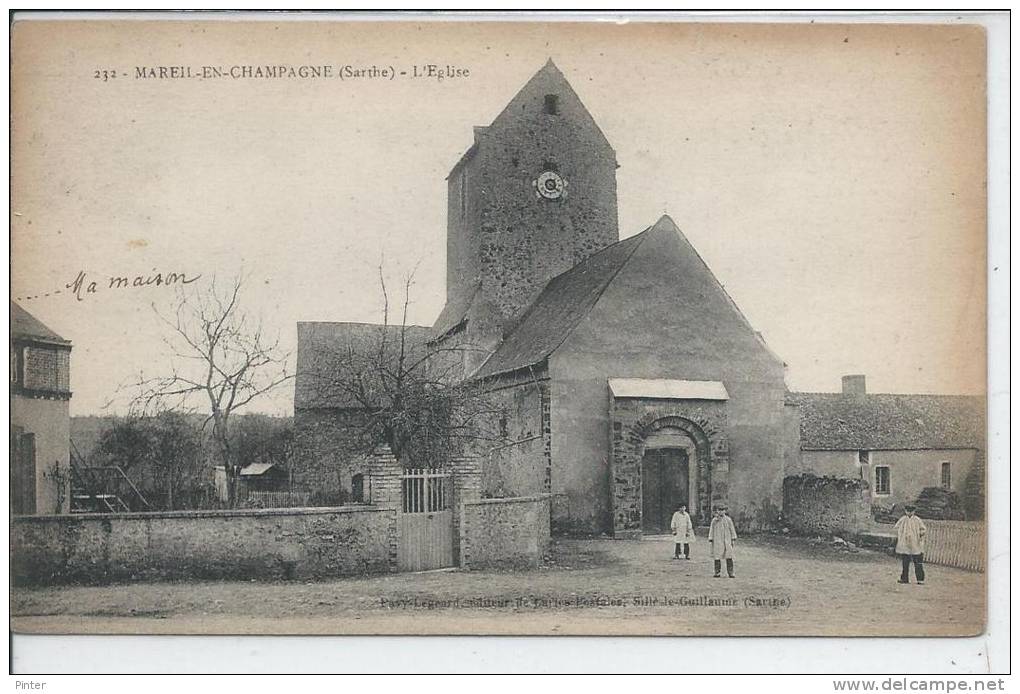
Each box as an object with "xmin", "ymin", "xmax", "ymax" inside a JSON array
[{"xmin": 294, "ymin": 60, "xmax": 983, "ymax": 536}]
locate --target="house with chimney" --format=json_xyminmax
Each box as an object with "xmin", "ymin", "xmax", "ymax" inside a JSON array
[{"xmin": 787, "ymin": 375, "xmax": 985, "ymax": 520}]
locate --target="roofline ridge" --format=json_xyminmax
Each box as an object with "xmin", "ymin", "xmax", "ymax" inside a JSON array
[
  {"xmin": 506, "ymin": 229, "xmax": 650, "ymax": 325},
  {"xmin": 662, "ymin": 221, "xmax": 783, "ymax": 368},
  {"xmin": 789, "ymin": 390, "xmax": 984, "ymax": 398},
  {"xmin": 450, "ymin": 60, "xmax": 616, "ymax": 180},
  {"xmin": 298, "ymin": 320, "xmax": 432, "ymax": 329},
  {"xmin": 474, "ymin": 231, "xmax": 650, "ymax": 380},
  {"xmin": 547, "ymin": 227, "xmax": 651, "ymax": 280}
]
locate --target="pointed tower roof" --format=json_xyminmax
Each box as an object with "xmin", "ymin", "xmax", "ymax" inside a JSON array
[
  {"xmin": 449, "ymin": 59, "xmax": 614, "ymax": 176},
  {"xmin": 488, "ymin": 58, "xmax": 613, "ymax": 149}
]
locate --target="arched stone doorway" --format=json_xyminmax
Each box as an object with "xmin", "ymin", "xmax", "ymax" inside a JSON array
[
  {"xmin": 638, "ymin": 417, "xmax": 714, "ymax": 529},
  {"xmin": 611, "ymin": 409, "xmax": 726, "ymax": 537}
]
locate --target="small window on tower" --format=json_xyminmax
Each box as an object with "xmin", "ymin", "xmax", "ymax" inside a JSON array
[
  {"xmin": 941, "ymin": 462, "xmax": 951, "ymax": 490},
  {"xmin": 543, "ymin": 94, "xmax": 559, "ymax": 115}
]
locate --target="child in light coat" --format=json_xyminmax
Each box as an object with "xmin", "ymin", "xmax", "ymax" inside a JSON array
[
  {"xmin": 708, "ymin": 506, "xmax": 738, "ymax": 578},
  {"xmin": 894, "ymin": 504, "xmax": 927, "ymax": 585},
  {"xmin": 670, "ymin": 504, "xmax": 695, "ymax": 560}
]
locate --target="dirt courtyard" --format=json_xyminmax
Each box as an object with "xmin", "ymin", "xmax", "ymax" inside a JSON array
[{"xmin": 11, "ymin": 534, "xmax": 985, "ymax": 636}]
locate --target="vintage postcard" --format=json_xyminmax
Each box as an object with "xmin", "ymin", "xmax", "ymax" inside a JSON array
[{"xmin": 10, "ymin": 15, "xmax": 988, "ymax": 637}]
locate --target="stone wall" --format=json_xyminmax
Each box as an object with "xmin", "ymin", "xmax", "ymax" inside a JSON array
[
  {"xmin": 460, "ymin": 495, "xmax": 551, "ymax": 570},
  {"xmin": 782, "ymin": 474, "xmax": 871, "ymax": 537},
  {"xmin": 547, "ymin": 221, "xmax": 790, "ymax": 536},
  {"xmin": 789, "ymin": 449, "xmax": 858, "ymax": 478},
  {"xmin": 479, "ymin": 379, "xmax": 549, "ymax": 498},
  {"xmin": 447, "ymin": 63, "xmax": 619, "ymax": 326},
  {"xmin": 11, "ymin": 505, "xmax": 397, "ymax": 586},
  {"xmin": 292, "ymin": 408, "xmax": 372, "ymax": 504},
  {"xmin": 610, "ymin": 399, "xmax": 729, "ymax": 537}
]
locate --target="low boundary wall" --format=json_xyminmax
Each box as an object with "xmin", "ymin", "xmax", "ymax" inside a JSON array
[
  {"xmin": 12, "ymin": 505, "xmax": 398, "ymax": 585},
  {"xmin": 460, "ymin": 494, "xmax": 551, "ymax": 570},
  {"xmin": 783, "ymin": 474, "xmax": 871, "ymax": 537}
]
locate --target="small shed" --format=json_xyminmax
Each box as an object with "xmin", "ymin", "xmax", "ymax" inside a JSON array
[{"xmin": 239, "ymin": 462, "xmax": 290, "ymax": 493}]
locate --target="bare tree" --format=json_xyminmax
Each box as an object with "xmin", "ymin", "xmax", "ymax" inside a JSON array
[
  {"xmin": 147, "ymin": 412, "xmax": 206, "ymax": 510},
  {"xmin": 93, "ymin": 412, "xmax": 205, "ymax": 510},
  {"xmin": 131, "ymin": 274, "xmax": 292, "ymax": 506},
  {"xmin": 307, "ymin": 267, "xmax": 502, "ymax": 467}
]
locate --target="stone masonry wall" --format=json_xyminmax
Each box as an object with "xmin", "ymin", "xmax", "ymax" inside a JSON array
[
  {"xmin": 782, "ymin": 474, "xmax": 871, "ymax": 537},
  {"xmin": 12, "ymin": 506, "xmax": 397, "ymax": 586},
  {"xmin": 292, "ymin": 408, "xmax": 373, "ymax": 504},
  {"xmin": 453, "ymin": 63, "xmax": 618, "ymax": 326},
  {"xmin": 611, "ymin": 398, "xmax": 729, "ymax": 538},
  {"xmin": 460, "ymin": 494, "xmax": 551, "ymax": 570},
  {"xmin": 476, "ymin": 109, "xmax": 618, "ymax": 323},
  {"xmin": 479, "ymin": 380, "xmax": 548, "ymax": 498}
]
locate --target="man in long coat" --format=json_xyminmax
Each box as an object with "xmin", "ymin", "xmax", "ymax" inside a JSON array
[
  {"xmin": 670, "ymin": 504, "xmax": 695, "ymax": 560},
  {"xmin": 894, "ymin": 504, "xmax": 927, "ymax": 584},
  {"xmin": 708, "ymin": 506, "xmax": 738, "ymax": 578}
]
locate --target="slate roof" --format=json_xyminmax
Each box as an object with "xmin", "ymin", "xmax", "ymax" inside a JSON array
[
  {"xmin": 473, "ymin": 230, "xmax": 648, "ymax": 379},
  {"xmin": 10, "ymin": 302, "xmax": 70, "ymax": 345},
  {"xmin": 295, "ymin": 322, "xmax": 431, "ymax": 409},
  {"xmin": 431, "ymin": 282, "xmax": 479, "ymax": 340},
  {"xmin": 787, "ymin": 391, "xmax": 985, "ymax": 451}
]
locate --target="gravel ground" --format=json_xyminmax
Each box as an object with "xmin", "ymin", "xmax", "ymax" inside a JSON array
[{"xmin": 11, "ymin": 533, "xmax": 985, "ymax": 636}]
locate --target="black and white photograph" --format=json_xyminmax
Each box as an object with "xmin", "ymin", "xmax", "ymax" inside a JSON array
[{"xmin": 9, "ymin": 13, "xmax": 997, "ymax": 649}]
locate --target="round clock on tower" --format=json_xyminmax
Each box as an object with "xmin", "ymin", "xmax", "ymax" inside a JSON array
[{"xmin": 533, "ymin": 170, "xmax": 568, "ymax": 200}]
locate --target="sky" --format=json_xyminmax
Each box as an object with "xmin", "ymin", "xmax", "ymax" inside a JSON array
[{"xmin": 11, "ymin": 18, "xmax": 987, "ymax": 416}]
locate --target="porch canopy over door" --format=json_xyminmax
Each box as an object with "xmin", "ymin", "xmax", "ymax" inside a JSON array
[{"xmin": 608, "ymin": 378, "xmax": 729, "ymax": 401}]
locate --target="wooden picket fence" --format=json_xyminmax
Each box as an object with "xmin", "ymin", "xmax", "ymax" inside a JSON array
[
  {"xmin": 246, "ymin": 490, "xmax": 311, "ymax": 509},
  {"xmin": 923, "ymin": 520, "xmax": 985, "ymax": 572}
]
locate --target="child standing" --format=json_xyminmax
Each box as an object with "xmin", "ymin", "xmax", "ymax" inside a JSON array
[
  {"xmin": 708, "ymin": 506, "xmax": 738, "ymax": 578},
  {"xmin": 670, "ymin": 504, "xmax": 694, "ymax": 559},
  {"xmin": 894, "ymin": 504, "xmax": 927, "ymax": 585}
]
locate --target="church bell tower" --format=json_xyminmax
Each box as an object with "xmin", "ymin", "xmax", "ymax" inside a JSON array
[{"xmin": 440, "ymin": 59, "xmax": 620, "ymax": 347}]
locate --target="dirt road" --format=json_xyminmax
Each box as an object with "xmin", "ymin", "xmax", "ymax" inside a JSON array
[{"xmin": 11, "ymin": 534, "xmax": 985, "ymax": 636}]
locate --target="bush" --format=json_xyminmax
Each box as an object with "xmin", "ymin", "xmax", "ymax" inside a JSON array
[{"xmin": 913, "ymin": 486, "xmax": 965, "ymax": 520}]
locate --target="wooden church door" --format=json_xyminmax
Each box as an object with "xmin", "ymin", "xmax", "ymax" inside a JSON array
[{"xmin": 641, "ymin": 448, "xmax": 689, "ymax": 534}]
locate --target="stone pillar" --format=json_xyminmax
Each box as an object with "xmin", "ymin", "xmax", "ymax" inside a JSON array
[
  {"xmin": 708, "ymin": 441, "xmax": 729, "ymax": 524},
  {"xmin": 365, "ymin": 445, "xmax": 401, "ymax": 572},
  {"xmin": 540, "ymin": 383, "xmax": 552, "ymax": 494},
  {"xmin": 450, "ymin": 455, "xmax": 482, "ymax": 567},
  {"xmin": 365, "ymin": 445, "xmax": 401, "ymax": 509}
]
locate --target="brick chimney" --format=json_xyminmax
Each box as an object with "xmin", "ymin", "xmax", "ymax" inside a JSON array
[{"xmin": 842, "ymin": 374, "xmax": 867, "ymax": 395}]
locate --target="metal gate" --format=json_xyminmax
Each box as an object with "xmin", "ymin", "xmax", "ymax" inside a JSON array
[{"xmin": 398, "ymin": 468, "xmax": 454, "ymax": 571}]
